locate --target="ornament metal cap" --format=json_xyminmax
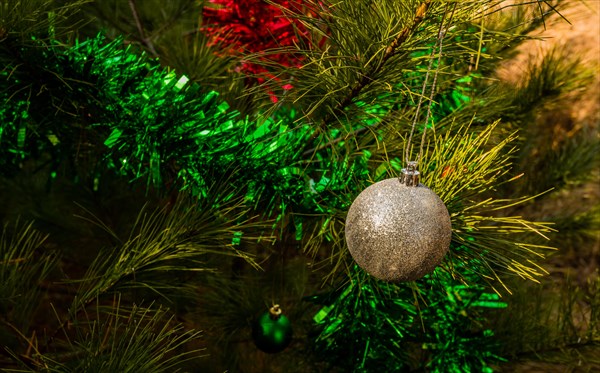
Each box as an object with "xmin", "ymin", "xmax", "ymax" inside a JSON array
[
  {"xmin": 399, "ymin": 161, "xmax": 420, "ymax": 186},
  {"xmin": 269, "ymin": 304, "xmax": 282, "ymax": 320}
]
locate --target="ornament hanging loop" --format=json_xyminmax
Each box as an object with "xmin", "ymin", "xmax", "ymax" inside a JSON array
[{"xmin": 399, "ymin": 161, "xmax": 420, "ymax": 187}]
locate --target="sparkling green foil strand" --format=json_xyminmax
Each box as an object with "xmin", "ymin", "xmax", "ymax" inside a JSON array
[{"xmin": 309, "ymin": 258, "xmax": 507, "ymax": 372}]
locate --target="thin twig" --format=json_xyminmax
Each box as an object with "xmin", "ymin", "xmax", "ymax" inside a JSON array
[{"xmin": 129, "ymin": 0, "xmax": 158, "ymax": 57}]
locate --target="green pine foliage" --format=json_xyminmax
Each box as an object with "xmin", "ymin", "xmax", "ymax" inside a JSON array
[
  {"xmin": 1, "ymin": 0, "xmax": 598, "ymax": 371},
  {"xmin": 490, "ymin": 275, "xmax": 600, "ymax": 369},
  {"xmin": 0, "ymin": 221, "xmax": 55, "ymax": 332},
  {"xmin": 9, "ymin": 300, "xmax": 205, "ymax": 372}
]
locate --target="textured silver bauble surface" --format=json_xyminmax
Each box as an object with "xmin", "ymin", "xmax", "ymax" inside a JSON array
[{"xmin": 345, "ymin": 178, "xmax": 452, "ymax": 282}]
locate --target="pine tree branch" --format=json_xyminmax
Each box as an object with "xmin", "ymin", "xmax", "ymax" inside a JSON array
[
  {"xmin": 310, "ymin": 1, "xmax": 432, "ymax": 140},
  {"xmin": 302, "ymin": 1, "xmax": 452, "ymax": 156},
  {"xmin": 128, "ymin": 0, "xmax": 158, "ymax": 57}
]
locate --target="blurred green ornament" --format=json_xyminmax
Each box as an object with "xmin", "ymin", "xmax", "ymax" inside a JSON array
[
  {"xmin": 345, "ymin": 162, "xmax": 451, "ymax": 282},
  {"xmin": 252, "ymin": 304, "xmax": 293, "ymax": 353}
]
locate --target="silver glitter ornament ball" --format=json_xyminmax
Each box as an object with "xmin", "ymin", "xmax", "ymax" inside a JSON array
[{"xmin": 345, "ymin": 164, "xmax": 452, "ymax": 282}]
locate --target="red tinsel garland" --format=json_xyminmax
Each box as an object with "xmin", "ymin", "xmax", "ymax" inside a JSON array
[{"xmin": 202, "ymin": 0, "xmax": 318, "ymax": 102}]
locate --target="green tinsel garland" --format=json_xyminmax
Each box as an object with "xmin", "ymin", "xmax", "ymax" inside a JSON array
[
  {"xmin": 0, "ymin": 35, "xmax": 370, "ymax": 218},
  {"xmin": 308, "ymin": 256, "xmax": 508, "ymax": 372}
]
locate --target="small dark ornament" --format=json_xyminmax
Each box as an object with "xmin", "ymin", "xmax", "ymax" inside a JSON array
[
  {"xmin": 252, "ymin": 304, "xmax": 293, "ymax": 353},
  {"xmin": 345, "ymin": 162, "xmax": 452, "ymax": 282}
]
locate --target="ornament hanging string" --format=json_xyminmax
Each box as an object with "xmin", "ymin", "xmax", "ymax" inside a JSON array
[
  {"xmin": 345, "ymin": 5, "xmax": 456, "ymax": 283},
  {"xmin": 405, "ymin": 4, "xmax": 457, "ymax": 166}
]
